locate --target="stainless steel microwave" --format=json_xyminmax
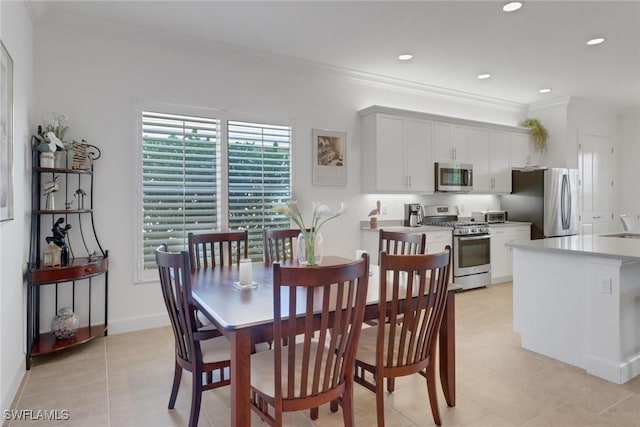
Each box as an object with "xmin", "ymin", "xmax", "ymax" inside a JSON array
[{"xmin": 435, "ymin": 162, "xmax": 473, "ymax": 192}]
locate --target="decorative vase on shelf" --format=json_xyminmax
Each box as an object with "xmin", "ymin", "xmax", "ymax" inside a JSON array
[
  {"xmin": 297, "ymin": 231, "xmax": 323, "ymax": 266},
  {"xmin": 51, "ymin": 307, "xmax": 80, "ymax": 339},
  {"xmin": 40, "ymin": 152, "xmax": 55, "ymax": 168}
]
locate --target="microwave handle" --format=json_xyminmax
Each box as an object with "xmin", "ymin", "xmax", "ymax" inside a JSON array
[{"xmin": 463, "ymin": 169, "xmax": 472, "ymax": 186}]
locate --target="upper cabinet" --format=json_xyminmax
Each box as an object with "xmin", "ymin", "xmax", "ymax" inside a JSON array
[
  {"xmin": 469, "ymin": 128, "xmax": 512, "ymax": 193},
  {"xmin": 433, "ymin": 122, "xmax": 470, "ymax": 164},
  {"xmin": 361, "ymin": 112, "xmax": 434, "ymax": 193},
  {"xmin": 359, "ymin": 106, "xmax": 532, "ymax": 194}
]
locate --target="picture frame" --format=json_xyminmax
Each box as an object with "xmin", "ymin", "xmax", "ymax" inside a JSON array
[
  {"xmin": 312, "ymin": 129, "xmax": 346, "ymax": 186},
  {"xmin": 0, "ymin": 40, "xmax": 13, "ymax": 222}
]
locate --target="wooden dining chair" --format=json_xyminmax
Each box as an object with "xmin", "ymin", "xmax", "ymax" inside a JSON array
[
  {"xmin": 187, "ymin": 230, "xmax": 249, "ymax": 269},
  {"xmin": 378, "ymin": 229, "xmax": 426, "ymax": 264},
  {"xmin": 249, "ymin": 254, "xmax": 371, "ymax": 427},
  {"xmin": 263, "ymin": 228, "xmax": 306, "ymax": 264},
  {"xmin": 155, "ymin": 244, "xmax": 231, "ymax": 427},
  {"xmin": 354, "ymin": 248, "xmax": 451, "ymax": 427}
]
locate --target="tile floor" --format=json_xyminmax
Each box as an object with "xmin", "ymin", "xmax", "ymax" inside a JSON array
[{"xmin": 6, "ymin": 282, "xmax": 640, "ymax": 426}]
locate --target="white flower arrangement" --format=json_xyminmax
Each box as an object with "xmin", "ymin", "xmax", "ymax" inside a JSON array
[
  {"xmin": 36, "ymin": 113, "xmax": 70, "ymax": 152},
  {"xmin": 273, "ymin": 200, "xmax": 346, "ymax": 265}
]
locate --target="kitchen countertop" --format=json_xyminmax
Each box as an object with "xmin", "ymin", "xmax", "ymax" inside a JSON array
[
  {"xmin": 487, "ymin": 221, "xmax": 532, "ymax": 227},
  {"xmin": 507, "ymin": 233, "xmax": 640, "ymax": 261},
  {"xmin": 360, "ymin": 224, "xmax": 453, "ymax": 232}
]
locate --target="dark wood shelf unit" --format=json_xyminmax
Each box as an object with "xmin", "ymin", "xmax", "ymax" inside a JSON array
[
  {"xmin": 34, "ymin": 209, "xmax": 93, "ymax": 215},
  {"xmin": 30, "ymin": 324, "xmax": 108, "ymax": 357},
  {"xmin": 27, "ymin": 137, "xmax": 108, "ymax": 370}
]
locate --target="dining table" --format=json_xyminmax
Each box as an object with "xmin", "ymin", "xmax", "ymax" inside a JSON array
[{"xmin": 190, "ymin": 256, "xmax": 459, "ymax": 426}]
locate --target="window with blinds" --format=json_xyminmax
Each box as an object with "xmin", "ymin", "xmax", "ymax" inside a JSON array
[
  {"xmin": 228, "ymin": 121, "xmax": 292, "ymax": 259},
  {"xmin": 141, "ymin": 111, "xmax": 219, "ymax": 269},
  {"xmin": 140, "ymin": 110, "xmax": 292, "ymax": 272}
]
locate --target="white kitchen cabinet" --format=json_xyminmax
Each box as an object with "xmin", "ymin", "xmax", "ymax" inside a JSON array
[
  {"xmin": 433, "ymin": 122, "xmax": 470, "ymax": 164},
  {"xmin": 361, "ymin": 112, "xmax": 434, "ymax": 193},
  {"xmin": 511, "ymin": 131, "xmax": 533, "ymax": 168},
  {"xmin": 469, "ymin": 128, "xmax": 511, "ymax": 193},
  {"xmin": 425, "ymin": 230, "xmax": 452, "ymax": 254},
  {"xmin": 490, "ymin": 224, "xmax": 531, "ymax": 284},
  {"xmin": 360, "ymin": 227, "xmax": 452, "ymax": 266}
]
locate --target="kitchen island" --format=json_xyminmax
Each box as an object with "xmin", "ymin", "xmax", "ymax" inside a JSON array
[{"xmin": 508, "ymin": 233, "xmax": 640, "ymax": 384}]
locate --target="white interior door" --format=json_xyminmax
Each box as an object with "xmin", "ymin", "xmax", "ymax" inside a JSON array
[{"xmin": 578, "ymin": 133, "xmax": 614, "ymax": 235}]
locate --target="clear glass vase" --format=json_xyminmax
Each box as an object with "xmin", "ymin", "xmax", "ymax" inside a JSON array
[{"xmin": 297, "ymin": 231, "xmax": 323, "ymax": 266}]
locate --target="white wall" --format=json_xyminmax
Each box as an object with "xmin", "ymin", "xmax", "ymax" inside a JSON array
[
  {"xmin": 31, "ymin": 17, "xmax": 529, "ymax": 335},
  {"xmin": 618, "ymin": 107, "xmax": 640, "ymax": 215},
  {"xmin": 0, "ymin": 0, "xmax": 33, "ymax": 413}
]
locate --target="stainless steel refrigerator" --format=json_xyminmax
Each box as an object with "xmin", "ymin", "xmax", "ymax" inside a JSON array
[{"xmin": 501, "ymin": 168, "xmax": 579, "ymax": 239}]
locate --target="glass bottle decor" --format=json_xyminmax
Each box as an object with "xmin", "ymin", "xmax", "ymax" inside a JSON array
[
  {"xmin": 51, "ymin": 307, "xmax": 80, "ymax": 339},
  {"xmin": 297, "ymin": 230, "xmax": 323, "ymax": 266}
]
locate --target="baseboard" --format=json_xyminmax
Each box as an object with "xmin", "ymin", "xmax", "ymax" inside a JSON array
[
  {"xmin": 2, "ymin": 358, "xmax": 26, "ymax": 414},
  {"xmin": 107, "ymin": 312, "xmax": 169, "ymax": 335},
  {"xmin": 586, "ymin": 353, "xmax": 640, "ymax": 384}
]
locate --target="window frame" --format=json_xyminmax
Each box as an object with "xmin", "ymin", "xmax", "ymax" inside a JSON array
[{"xmin": 134, "ymin": 101, "xmax": 295, "ymax": 283}]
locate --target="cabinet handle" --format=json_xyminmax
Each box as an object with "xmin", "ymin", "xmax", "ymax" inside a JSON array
[{"xmin": 408, "ymin": 174, "xmax": 412, "ymax": 187}]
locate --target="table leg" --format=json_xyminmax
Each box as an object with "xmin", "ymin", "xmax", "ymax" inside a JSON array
[
  {"xmin": 230, "ymin": 328, "xmax": 253, "ymax": 426},
  {"xmin": 439, "ymin": 290, "xmax": 456, "ymax": 407}
]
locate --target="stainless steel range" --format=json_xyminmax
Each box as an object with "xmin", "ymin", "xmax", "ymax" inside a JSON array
[{"xmin": 422, "ymin": 205, "xmax": 491, "ymax": 290}]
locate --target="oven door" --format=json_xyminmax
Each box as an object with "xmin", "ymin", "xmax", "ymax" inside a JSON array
[{"xmin": 454, "ymin": 234, "xmax": 490, "ymax": 277}]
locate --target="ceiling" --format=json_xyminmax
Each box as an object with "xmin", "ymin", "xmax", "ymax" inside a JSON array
[{"xmin": 32, "ymin": 1, "xmax": 640, "ymax": 111}]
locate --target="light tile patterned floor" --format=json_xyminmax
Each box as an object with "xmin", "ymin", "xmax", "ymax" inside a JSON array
[{"xmin": 6, "ymin": 282, "xmax": 640, "ymax": 426}]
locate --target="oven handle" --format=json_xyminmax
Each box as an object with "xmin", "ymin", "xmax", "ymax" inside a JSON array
[{"xmin": 456, "ymin": 235, "xmax": 490, "ymax": 241}]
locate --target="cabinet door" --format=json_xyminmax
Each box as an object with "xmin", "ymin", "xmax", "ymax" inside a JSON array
[
  {"xmin": 511, "ymin": 132, "xmax": 532, "ymax": 168},
  {"xmin": 405, "ymin": 119, "xmax": 434, "ymax": 192},
  {"xmin": 451, "ymin": 125, "xmax": 469, "ymax": 163},
  {"xmin": 490, "ymin": 130, "xmax": 511, "ymax": 193},
  {"xmin": 433, "ymin": 122, "xmax": 453, "ymax": 163},
  {"xmin": 425, "ymin": 231, "xmax": 452, "ymax": 254},
  {"xmin": 490, "ymin": 231, "xmax": 510, "ymax": 282},
  {"xmin": 468, "ymin": 127, "xmax": 491, "ymax": 192},
  {"xmin": 375, "ymin": 115, "xmax": 407, "ymax": 192}
]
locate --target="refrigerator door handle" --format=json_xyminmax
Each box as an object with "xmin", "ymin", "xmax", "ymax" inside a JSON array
[
  {"xmin": 566, "ymin": 176, "xmax": 572, "ymax": 230},
  {"xmin": 561, "ymin": 174, "xmax": 568, "ymax": 230}
]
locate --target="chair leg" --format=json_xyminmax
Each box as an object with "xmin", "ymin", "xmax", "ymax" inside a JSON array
[
  {"xmin": 376, "ymin": 375, "xmax": 386, "ymax": 427},
  {"xmin": 425, "ymin": 362, "xmax": 442, "ymax": 426},
  {"xmin": 168, "ymin": 360, "xmax": 182, "ymax": 409},
  {"xmin": 189, "ymin": 370, "xmax": 203, "ymax": 427},
  {"xmin": 330, "ymin": 398, "xmax": 339, "ymax": 412},
  {"xmin": 310, "ymin": 407, "xmax": 319, "ymax": 420},
  {"xmin": 341, "ymin": 385, "xmax": 355, "ymax": 427},
  {"xmin": 387, "ymin": 377, "xmax": 395, "ymax": 393}
]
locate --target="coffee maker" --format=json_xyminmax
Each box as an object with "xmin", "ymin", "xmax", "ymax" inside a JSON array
[{"xmin": 404, "ymin": 203, "xmax": 423, "ymax": 227}]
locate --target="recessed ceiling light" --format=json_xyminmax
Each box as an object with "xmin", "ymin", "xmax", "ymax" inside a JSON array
[
  {"xmin": 503, "ymin": 2, "xmax": 522, "ymax": 12},
  {"xmin": 398, "ymin": 54, "xmax": 413, "ymax": 61},
  {"xmin": 586, "ymin": 37, "xmax": 605, "ymax": 46},
  {"xmin": 539, "ymin": 88, "xmax": 552, "ymax": 94},
  {"xmin": 477, "ymin": 73, "xmax": 491, "ymax": 80}
]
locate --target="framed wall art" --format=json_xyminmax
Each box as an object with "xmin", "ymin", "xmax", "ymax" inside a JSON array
[
  {"xmin": 0, "ymin": 40, "xmax": 13, "ymax": 222},
  {"xmin": 312, "ymin": 129, "xmax": 346, "ymax": 186}
]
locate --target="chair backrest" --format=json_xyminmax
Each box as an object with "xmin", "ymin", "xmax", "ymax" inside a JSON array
[
  {"xmin": 620, "ymin": 214, "xmax": 640, "ymax": 232},
  {"xmin": 378, "ymin": 229, "xmax": 426, "ymax": 264},
  {"xmin": 263, "ymin": 228, "xmax": 305, "ymax": 264},
  {"xmin": 155, "ymin": 243, "xmax": 199, "ymax": 364},
  {"xmin": 271, "ymin": 254, "xmax": 370, "ymax": 404},
  {"xmin": 188, "ymin": 230, "xmax": 249, "ymax": 269},
  {"xmin": 376, "ymin": 248, "xmax": 451, "ymax": 373}
]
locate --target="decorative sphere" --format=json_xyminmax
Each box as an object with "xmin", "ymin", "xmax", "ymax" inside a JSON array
[{"xmin": 51, "ymin": 307, "xmax": 80, "ymax": 339}]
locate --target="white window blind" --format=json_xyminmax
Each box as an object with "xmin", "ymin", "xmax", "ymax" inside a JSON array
[
  {"xmin": 228, "ymin": 120, "xmax": 292, "ymax": 259},
  {"xmin": 141, "ymin": 111, "xmax": 219, "ymax": 269}
]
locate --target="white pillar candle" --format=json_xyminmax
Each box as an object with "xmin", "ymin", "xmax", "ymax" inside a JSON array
[{"xmin": 239, "ymin": 259, "xmax": 253, "ymax": 285}]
